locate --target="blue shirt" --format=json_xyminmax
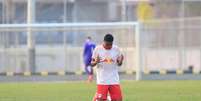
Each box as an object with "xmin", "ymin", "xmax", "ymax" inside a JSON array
[{"xmin": 83, "ymin": 40, "xmax": 96, "ymax": 65}]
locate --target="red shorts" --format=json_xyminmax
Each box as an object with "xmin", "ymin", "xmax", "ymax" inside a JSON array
[{"xmin": 94, "ymin": 84, "xmax": 122, "ymax": 100}]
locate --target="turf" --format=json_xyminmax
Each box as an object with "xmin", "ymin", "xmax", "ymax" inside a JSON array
[{"xmin": 0, "ymin": 80, "xmax": 201, "ymax": 101}]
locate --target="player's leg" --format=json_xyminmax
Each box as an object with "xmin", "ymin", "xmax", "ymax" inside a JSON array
[
  {"xmin": 88, "ymin": 58, "xmax": 94, "ymax": 82},
  {"xmin": 84, "ymin": 61, "xmax": 92, "ymax": 82},
  {"xmin": 85, "ymin": 65, "xmax": 93, "ymax": 82},
  {"xmin": 84, "ymin": 57, "xmax": 94, "ymax": 82},
  {"xmin": 108, "ymin": 85, "xmax": 123, "ymax": 101},
  {"xmin": 93, "ymin": 85, "xmax": 109, "ymax": 101}
]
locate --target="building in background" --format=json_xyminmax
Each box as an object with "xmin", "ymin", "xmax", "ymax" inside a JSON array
[{"xmin": 0, "ymin": 0, "xmax": 201, "ymax": 24}]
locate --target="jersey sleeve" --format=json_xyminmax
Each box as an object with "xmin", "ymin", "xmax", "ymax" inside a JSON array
[
  {"xmin": 92, "ymin": 47, "xmax": 99, "ymax": 59},
  {"xmin": 116, "ymin": 47, "xmax": 123, "ymax": 57}
]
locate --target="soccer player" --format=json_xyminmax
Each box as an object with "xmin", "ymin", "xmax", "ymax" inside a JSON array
[
  {"xmin": 83, "ymin": 36, "xmax": 96, "ymax": 82},
  {"xmin": 91, "ymin": 34, "xmax": 124, "ymax": 101}
]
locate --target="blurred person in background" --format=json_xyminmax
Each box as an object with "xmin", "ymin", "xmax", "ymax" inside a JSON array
[{"xmin": 83, "ymin": 36, "xmax": 96, "ymax": 83}]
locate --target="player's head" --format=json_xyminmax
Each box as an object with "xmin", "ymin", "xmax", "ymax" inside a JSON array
[
  {"xmin": 86, "ymin": 36, "xmax": 92, "ymax": 42},
  {"xmin": 103, "ymin": 34, "xmax": 113, "ymax": 50},
  {"xmin": 87, "ymin": 36, "xmax": 91, "ymax": 40}
]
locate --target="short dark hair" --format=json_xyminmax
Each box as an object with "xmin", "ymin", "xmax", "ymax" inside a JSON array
[
  {"xmin": 104, "ymin": 34, "xmax": 113, "ymax": 42},
  {"xmin": 87, "ymin": 36, "xmax": 91, "ymax": 40}
]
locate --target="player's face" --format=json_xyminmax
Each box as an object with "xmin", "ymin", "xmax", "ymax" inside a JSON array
[{"xmin": 103, "ymin": 41, "xmax": 113, "ymax": 50}]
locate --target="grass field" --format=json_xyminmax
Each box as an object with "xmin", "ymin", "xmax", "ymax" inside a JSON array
[{"xmin": 0, "ymin": 80, "xmax": 201, "ymax": 101}]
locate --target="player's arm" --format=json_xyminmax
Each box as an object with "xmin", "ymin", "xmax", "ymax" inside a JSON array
[
  {"xmin": 91, "ymin": 56, "xmax": 100, "ymax": 67},
  {"xmin": 91, "ymin": 47, "xmax": 100, "ymax": 67},
  {"xmin": 117, "ymin": 54, "xmax": 124, "ymax": 66},
  {"xmin": 116, "ymin": 47, "xmax": 124, "ymax": 66},
  {"xmin": 83, "ymin": 44, "xmax": 88, "ymax": 56}
]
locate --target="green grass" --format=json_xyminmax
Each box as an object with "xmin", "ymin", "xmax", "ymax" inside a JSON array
[{"xmin": 0, "ymin": 80, "xmax": 201, "ymax": 101}]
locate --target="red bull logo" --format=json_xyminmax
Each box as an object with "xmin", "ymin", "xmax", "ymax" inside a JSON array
[{"xmin": 101, "ymin": 57, "xmax": 114, "ymax": 64}]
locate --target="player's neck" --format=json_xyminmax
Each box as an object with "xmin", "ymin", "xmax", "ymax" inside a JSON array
[{"xmin": 102, "ymin": 44, "xmax": 112, "ymax": 50}]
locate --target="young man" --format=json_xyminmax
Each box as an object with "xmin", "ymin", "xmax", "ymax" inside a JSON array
[
  {"xmin": 83, "ymin": 36, "xmax": 96, "ymax": 82},
  {"xmin": 91, "ymin": 34, "xmax": 124, "ymax": 101}
]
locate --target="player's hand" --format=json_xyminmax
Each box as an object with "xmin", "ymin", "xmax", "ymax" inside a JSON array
[
  {"xmin": 117, "ymin": 55, "xmax": 124, "ymax": 66},
  {"xmin": 91, "ymin": 55, "xmax": 100, "ymax": 67},
  {"xmin": 96, "ymin": 55, "xmax": 101, "ymax": 63}
]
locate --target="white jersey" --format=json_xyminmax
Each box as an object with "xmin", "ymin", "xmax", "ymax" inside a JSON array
[{"xmin": 92, "ymin": 44, "xmax": 122, "ymax": 85}]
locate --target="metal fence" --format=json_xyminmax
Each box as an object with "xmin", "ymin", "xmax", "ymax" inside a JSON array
[{"xmin": 140, "ymin": 17, "xmax": 201, "ymax": 73}]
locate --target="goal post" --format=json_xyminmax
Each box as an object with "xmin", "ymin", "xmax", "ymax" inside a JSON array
[{"xmin": 0, "ymin": 22, "xmax": 142, "ymax": 80}]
